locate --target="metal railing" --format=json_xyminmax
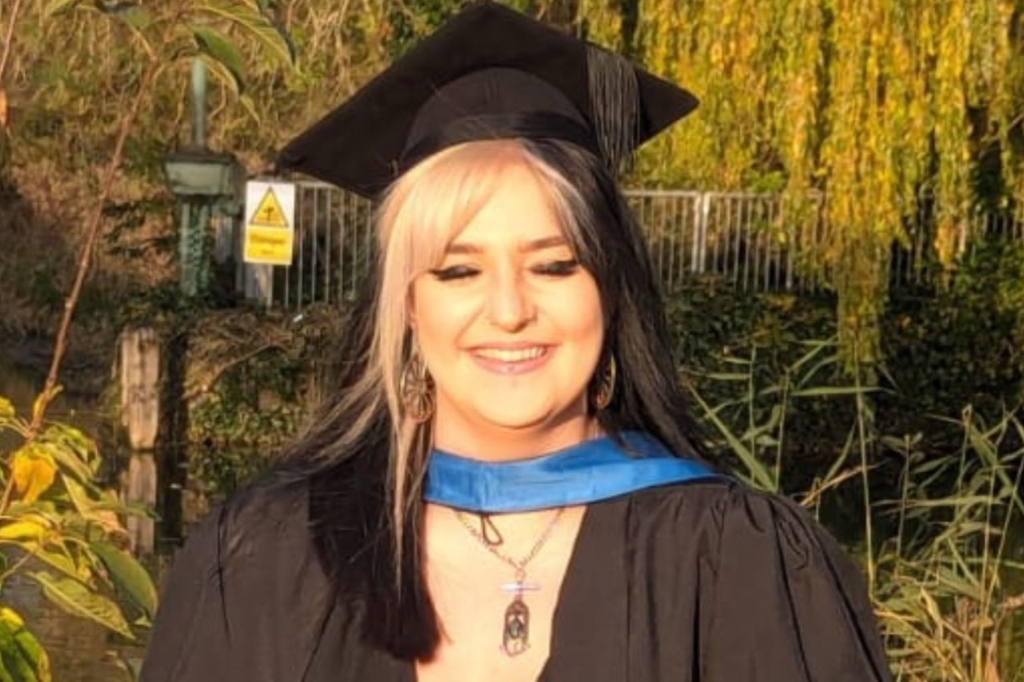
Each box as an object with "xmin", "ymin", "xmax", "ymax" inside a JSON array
[
  {"xmin": 628, "ymin": 190, "xmax": 827, "ymax": 293},
  {"xmin": 248, "ymin": 181, "xmax": 1021, "ymax": 309},
  {"xmin": 249, "ymin": 183, "xmax": 375, "ymax": 309}
]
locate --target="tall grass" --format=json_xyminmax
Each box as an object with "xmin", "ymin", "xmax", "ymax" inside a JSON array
[{"xmin": 686, "ymin": 337, "xmax": 1024, "ymax": 681}]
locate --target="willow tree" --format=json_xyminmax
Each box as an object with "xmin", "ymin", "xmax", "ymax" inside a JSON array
[{"xmin": 581, "ymin": 0, "xmax": 1024, "ymax": 369}]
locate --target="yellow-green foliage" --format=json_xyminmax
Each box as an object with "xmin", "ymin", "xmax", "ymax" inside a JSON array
[
  {"xmin": 0, "ymin": 394, "xmax": 159, "ymax": 681},
  {"xmin": 624, "ymin": 0, "xmax": 1024, "ymax": 366},
  {"xmin": 690, "ymin": 336, "xmax": 1024, "ymax": 681},
  {"xmin": 3, "ymin": 0, "xmax": 1024, "ymax": 367}
]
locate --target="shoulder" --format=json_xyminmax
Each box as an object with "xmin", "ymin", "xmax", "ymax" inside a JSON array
[
  {"xmin": 219, "ymin": 472, "xmax": 310, "ymax": 541},
  {"xmin": 622, "ymin": 482, "xmax": 889, "ymax": 679},
  {"xmin": 207, "ymin": 472, "xmax": 309, "ymax": 546},
  {"xmin": 626, "ymin": 476, "xmax": 790, "ymax": 523},
  {"xmin": 167, "ymin": 471, "xmax": 333, "ymax": 625},
  {"xmin": 143, "ymin": 475, "xmax": 336, "ymax": 681},
  {"xmin": 177, "ymin": 472, "xmax": 317, "ymax": 581},
  {"xmin": 626, "ymin": 478, "xmax": 857, "ymax": 571}
]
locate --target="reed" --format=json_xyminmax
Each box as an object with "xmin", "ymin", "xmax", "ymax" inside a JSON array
[{"xmin": 687, "ymin": 337, "xmax": 1024, "ymax": 681}]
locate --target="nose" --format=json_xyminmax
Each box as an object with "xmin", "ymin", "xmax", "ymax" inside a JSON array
[{"xmin": 485, "ymin": 267, "xmax": 535, "ymax": 331}]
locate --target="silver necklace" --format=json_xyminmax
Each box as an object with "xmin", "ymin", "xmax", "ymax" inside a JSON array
[{"xmin": 454, "ymin": 508, "xmax": 565, "ymax": 657}]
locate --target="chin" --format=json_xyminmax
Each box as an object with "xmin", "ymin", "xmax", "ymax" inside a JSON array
[{"xmin": 473, "ymin": 408, "xmax": 553, "ymax": 432}]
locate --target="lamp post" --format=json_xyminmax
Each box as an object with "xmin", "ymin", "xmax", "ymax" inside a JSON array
[{"xmin": 162, "ymin": 59, "xmax": 244, "ymax": 296}]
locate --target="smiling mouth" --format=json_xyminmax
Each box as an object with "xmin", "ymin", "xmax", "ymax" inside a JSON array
[{"xmin": 472, "ymin": 346, "xmax": 549, "ymax": 363}]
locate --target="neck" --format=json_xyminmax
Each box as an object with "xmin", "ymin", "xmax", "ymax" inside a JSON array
[{"xmin": 431, "ymin": 414, "xmax": 600, "ymax": 462}]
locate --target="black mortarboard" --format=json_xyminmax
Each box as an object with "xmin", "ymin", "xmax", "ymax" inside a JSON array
[{"xmin": 277, "ymin": 0, "xmax": 698, "ymax": 198}]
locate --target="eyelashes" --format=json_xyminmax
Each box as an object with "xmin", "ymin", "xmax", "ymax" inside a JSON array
[
  {"xmin": 428, "ymin": 260, "xmax": 580, "ymax": 282},
  {"xmin": 533, "ymin": 259, "xmax": 580, "ymax": 276},
  {"xmin": 429, "ymin": 264, "xmax": 478, "ymax": 281}
]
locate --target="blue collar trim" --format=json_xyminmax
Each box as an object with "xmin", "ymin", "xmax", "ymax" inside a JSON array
[{"xmin": 424, "ymin": 431, "xmax": 718, "ymax": 512}]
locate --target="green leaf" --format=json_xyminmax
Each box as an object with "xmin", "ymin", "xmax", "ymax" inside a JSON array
[
  {"xmin": 718, "ymin": 356, "xmax": 753, "ymax": 366},
  {"xmin": 907, "ymin": 495, "xmax": 998, "ymax": 509},
  {"xmin": 57, "ymin": 513, "xmax": 108, "ymax": 544},
  {"xmin": 40, "ymin": 439, "xmax": 98, "ymax": 486},
  {"xmin": 192, "ymin": 25, "xmax": 246, "ymax": 88},
  {"xmin": 44, "ymin": 0, "xmax": 84, "ymax": 16},
  {"xmin": 788, "ymin": 339, "xmax": 836, "ymax": 373},
  {"xmin": 0, "ymin": 626, "xmax": 35, "ymax": 681},
  {"xmin": 685, "ymin": 382, "xmax": 775, "ymax": 491},
  {"xmin": 238, "ymin": 93, "xmax": 260, "ymax": 123},
  {"xmin": 30, "ymin": 389, "xmax": 59, "ymax": 427},
  {"xmin": 933, "ymin": 565, "xmax": 983, "ymax": 601},
  {"xmin": 0, "ymin": 397, "xmax": 14, "ymax": 421},
  {"xmin": 46, "ymin": 423, "xmax": 98, "ymax": 459},
  {"xmin": 10, "ymin": 446, "xmax": 57, "ymax": 504},
  {"xmin": 0, "ymin": 608, "xmax": 50, "ymax": 682},
  {"xmin": 194, "ymin": 0, "xmax": 296, "ymax": 66},
  {"xmin": 29, "ymin": 545, "xmax": 83, "ymax": 581},
  {"xmin": 790, "ymin": 385, "xmax": 876, "ymax": 397},
  {"xmin": 0, "ymin": 518, "xmax": 50, "ymax": 543},
  {"xmin": 114, "ymin": 5, "xmax": 152, "ymax": 29},
  {"xmin": 91, "ymin": 500, "xmax": 152, "ymax": 518},
  {"xmin": 199, "ymin": 54, "xmax": 244, "ymax": 102},
  {"xmin": 90, "ymin": 541, "xmax": 158, "ymax": 619},
  {"xmin": 705, "ymin": 372, "xmax": 750, "ymax": 382},
  {"xmin": 28, "ymin": 572, "xmax": 134, "ymax": 640},
  {"xmin": 45, "ymin": 424, "xmax": 101, "ymax": 476},
  {"xmin": 62, "ymin": 477, "xmax": 98, "ymax": 515}
]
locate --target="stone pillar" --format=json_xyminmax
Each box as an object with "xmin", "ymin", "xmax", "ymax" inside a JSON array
[{"xmin": 120, "ymin": 327, "xmax": 160, "ymax": 554}]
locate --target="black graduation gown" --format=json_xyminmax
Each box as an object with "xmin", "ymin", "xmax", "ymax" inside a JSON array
[{"xmin": 139, "ymin": 477, "xmax": 891, "ymax": 682}]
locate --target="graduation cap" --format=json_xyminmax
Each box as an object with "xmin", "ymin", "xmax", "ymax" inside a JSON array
[{"xmin": 277, "ymin": 0, "xmax": 698, "ymax": 198}]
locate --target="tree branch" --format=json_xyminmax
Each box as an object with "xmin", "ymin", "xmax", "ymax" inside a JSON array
[
  {"xmin": 0, "ymin": 542, "xmax": 41, "ymax": 585},
  {"xmin": 28, "ymin": 56, "xmax": 166, "ymax": 435},
  {"xmin": 0, "ymin": 0, "xmax": 26, "ymax": 88}
]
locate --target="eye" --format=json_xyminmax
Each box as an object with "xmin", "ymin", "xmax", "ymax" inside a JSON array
[
  {"xmin": 429, "ymin": 264, "xmax": 480, "ymax": 281},
  {"xmin": 532, "ymin": 259, "xmax": 579, "ymax": 277}
]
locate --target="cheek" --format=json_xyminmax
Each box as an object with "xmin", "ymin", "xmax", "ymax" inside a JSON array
[
  {"xmin": 410, "ymin": 280, "xmax": 473, "ymax": 357},
  {"xmin": 553, "ymin": 280, "xmax": 605, "ymax": 348},
  {"xmin": 410, "ymin": 282, "xmax": 441, "ymax": 344}
]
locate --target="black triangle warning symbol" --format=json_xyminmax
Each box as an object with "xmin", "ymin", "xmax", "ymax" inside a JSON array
[{"xmin": 250, "ymin": 188, "xmax": 289, "ymax": 228}]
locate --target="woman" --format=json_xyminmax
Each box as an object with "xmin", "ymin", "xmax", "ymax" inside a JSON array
[{"xmin": 141, "ymin": 3, "xmax": 890, "ymax": 681}]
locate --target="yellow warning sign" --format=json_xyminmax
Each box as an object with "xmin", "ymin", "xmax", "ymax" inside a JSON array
[
  {"xmin": 244, "ymin": 226, "xmax": 294, "ymax": 264},
  {"xmin": 244, "ymin": 181, "xmax": 295, "ymax": 265},
  {"xmin": 250, "ymin": 188, "xmax": 289, "ymax": 228}
]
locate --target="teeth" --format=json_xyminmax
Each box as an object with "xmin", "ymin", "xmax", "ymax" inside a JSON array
[{"xmin": 474, "ymin": 347, "xmax": 546, "ymax": 363}]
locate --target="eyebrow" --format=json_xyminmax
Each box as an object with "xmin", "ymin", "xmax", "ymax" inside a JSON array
[{"xmin": 445, "ymin": 235, "xmax": 570, "ymax": 255}]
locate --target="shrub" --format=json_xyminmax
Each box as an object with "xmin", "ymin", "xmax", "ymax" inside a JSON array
[{"xmin": 0, "ymin": 394, "xmax": 157, "ymax": 681}]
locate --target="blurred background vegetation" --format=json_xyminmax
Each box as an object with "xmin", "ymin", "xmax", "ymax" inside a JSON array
[
  {"xmin": 3, "ymin": 0, "xmax": 1024, "ymax": 359},
  {"xmin": 2, "ymin": 0, "xmax": 1024, "ymax": 679}
]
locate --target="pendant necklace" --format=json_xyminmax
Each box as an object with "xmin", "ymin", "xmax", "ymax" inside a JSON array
[{"xmin": 454, "ymin": 507, "xmax": 565, "ymax": 657}]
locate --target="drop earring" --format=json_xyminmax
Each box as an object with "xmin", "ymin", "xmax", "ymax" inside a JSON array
[
  {"xmin": 592, "ymin": 355, "xmax": 617, "ymax": 410},
  {"xmin": 400, "ymin": 351, "xmax": 434, "ymax": 422}
]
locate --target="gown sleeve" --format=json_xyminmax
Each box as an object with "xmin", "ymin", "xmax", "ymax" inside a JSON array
[
  {"xmin": 139, "ymin": 481, "xmax": 334, "ymax": 682},
  {"xmin": 702, "ymin": 487, "xmax": 891, "ymax": 682},
  {"xmin": 138, "ymin": 505, "xmax": 231, "ymax": 681}
]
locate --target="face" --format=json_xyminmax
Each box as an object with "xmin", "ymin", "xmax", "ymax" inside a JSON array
[{"xmin": 410, "ymin": 163, "xmax": 604, "ymax": 458}]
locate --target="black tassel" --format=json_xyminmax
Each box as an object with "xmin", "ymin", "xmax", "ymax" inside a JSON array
[{"xmin": 586, "ymin": 44, "xmax": 642, "ymax": 174}]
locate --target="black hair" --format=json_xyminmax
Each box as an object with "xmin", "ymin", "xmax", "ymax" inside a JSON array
[{"xmin": 523, "ymin": 139, "xmax": 707, "ymax": 460}]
